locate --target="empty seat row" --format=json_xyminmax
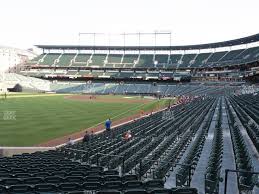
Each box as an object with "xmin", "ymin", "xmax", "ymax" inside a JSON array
[
  {"xmin": 225, "ymin": 100, "xmax": 256, "ymax": 191},
  {"xmin": 204, "ymin": 99, "xmax": 223, "ymax": 194},
  {"xmin": 0, "ymin": 179, "xmax": 165, "ymax": 193},
  {"xmin": 0, "ymin": 174, "xmax": 138, "ymax": 185},
  {"xmin": 0, "ymin": 184, "xmax": 198, "ymax": 194}
]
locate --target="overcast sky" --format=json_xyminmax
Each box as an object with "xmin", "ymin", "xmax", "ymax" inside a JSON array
[{"xmin": 1, "ymin": 0, "xmax": 259, "ymax": 49}]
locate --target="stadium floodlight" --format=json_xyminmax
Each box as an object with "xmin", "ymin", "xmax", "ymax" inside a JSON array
[
  {"xmin": 78, "ymin": 32, "xmax": 106, "ymax": 46},
  {"xmin": 77, "ymin": 31, "xmax": 172, "ymax": 48}
]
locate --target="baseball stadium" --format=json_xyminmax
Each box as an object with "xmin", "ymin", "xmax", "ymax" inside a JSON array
[{"xmin": 0, "ymin": 0, "xmax": 259, "ymax": 194}]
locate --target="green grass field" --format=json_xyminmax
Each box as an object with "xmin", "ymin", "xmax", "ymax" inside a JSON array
[{"xmin": 0, "ymin": 94, "xmax": 171, "ymax": 146}]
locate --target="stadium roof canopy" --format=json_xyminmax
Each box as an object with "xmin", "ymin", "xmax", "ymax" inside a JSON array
[{"xmin": 36, "ymin": 33, "xmax": 259, "ymax": 51}]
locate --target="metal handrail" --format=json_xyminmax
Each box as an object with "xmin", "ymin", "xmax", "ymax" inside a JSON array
[
  {"xmin": 138, "ymin": 158, "xmax": 192, "ymax": 186},
  {"xmin": 224, "ymin": 169, "xmax": 259, "ymax": 194}
]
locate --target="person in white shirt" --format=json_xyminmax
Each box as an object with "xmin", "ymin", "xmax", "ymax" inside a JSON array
[{"xmin": 67, "ymin": 137, "xmax": 74, "ymax": 145}]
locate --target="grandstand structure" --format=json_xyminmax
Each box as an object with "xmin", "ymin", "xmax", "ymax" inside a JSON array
[
  {"xmin": 21, "ymin": 33, "xmax": 259, "ymax": 82},
  {"xmin": 51, "ymin": 81, "xmax": 239, "ymax": 97},
  {"xmin": 1, "ymin": 33, "xmax": 258, "ymax": 194},
  {"xmin": 0, "ymin": 72, "xmax": 242, "ymax": 96}
]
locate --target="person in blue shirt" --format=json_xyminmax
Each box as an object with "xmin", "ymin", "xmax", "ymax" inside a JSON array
[{"xmin": 105, "ymin": 118, "xmax": 111, "ymax": 132}]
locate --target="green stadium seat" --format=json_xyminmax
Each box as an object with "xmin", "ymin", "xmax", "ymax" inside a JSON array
[
  {"xmin": 33, "ymin": 172, "xmax": 51, "ymax": 178},
  {"xmin": 150, "ymin": 188, "xmax": 172, "ymax": 194},
  {"xmin": 170, "ymin": 54, "xmax": 182, "ymax": 65},
  {"xmin": 85, "ymin": 175, "xmax": 102, "ymax": 182},
  {"xmin": 82, "ymin": 181, "xmax": 102, "ymax": 191},
  {"xmin": 180, "ymin": 54, "xmax": 196, "ymax": 67},
  {"xmin": 137, "ymin": 55, "xmax": 154, "ymax": 68},
  {"xmin": 123, "ymin": 180, "xmax": 144, "ymax": 190},
  {"xmin": 122, "ymin": 55, "xmax": 138, "ymax": 64},
  {"xmin": 58, "ymin": 182, "xmax": 82, "ymax": 192},
  {"xmin": 206, "ymin": 51, "xmax": 227, "ymax": 64},
  {"xmin": 122, "ymin": 174, "xmax": 138, "ymax": 182},
  {"xmin": 191, "ymin": 53, "xmax": 211, "ymax": 67},
  {"xmin": 89, "ymin": 54, "xmax": 106, "ymax": 66},
  {"xmin": 39, "ymin": 54, "xmax": 60, "ymax": 66},
  {"xmin": 68, "ymin": 191, "xmax": 85, "ymax": 194},
  {"xmin": 64, "ymin": 176, "xmax": 84, "ymax": 183},
  {"xmin": 108, "ymin": 54, "xmax": 122, "ymax": 64},
  {"xmin": 13, "ymin": 173, "xmax": 32, "ymax": 178},
  {"xmin": 144, "ymin": 179, "xmax": 164, "ymax": 190},
  {"xmin": 23, "ymin": 177, "xmax": 43, "ymax": 185},
  {"xmin": 67, "ymin": 171, "xmax": 86, "ymax": 177},
  {"xmin": 51, "ymin": 171, "xmax": 67, "ymax": 177},
  {"xmin": 219, "ymin": 49, "xmax": 245, "ymax": 62},
  {"xmin": 1, "ymin": 178, "xmax": 22, "ymax": 185},
  {"xmin": 124, "ymin": 189, "xmax": 148, "ymax": 194},
  {"xmin": 97, "ymin": 190, "xmax": 122, "ymax": 194},
  {"xmin": 8, "ymin": 184, "xmax": 33, "ymax": 193},
  {"xmin": 103, "ymin": 175, "xmax": 121, "ymax": 182},
  {"xmin": 73, "ymin": 54, "xmax": 91, "ymax": 66},
  {"xmin": 56, "ymin": 54, "xmax": 75, "ymax": 66},
  {"xmin": 103, "ymin": 181, "xmax": 123, "ymax": 190},
  {"xmin": 0, "ymin": 185, "xmax": 7, "ymax": 193},
  {"xmin": 29, "ymin": 54, "xmax": 45, "ymax": 62},
  {"xmin": 171, "ymin": 187, "xmax": 198, "ymax": 194},
  {"xmin": 33, "ymin": 183, "xmax": 57, "ymax": 193},
  {"xmin": 44, "ymin": 176, "xmax": 64, "ymax": 184}
]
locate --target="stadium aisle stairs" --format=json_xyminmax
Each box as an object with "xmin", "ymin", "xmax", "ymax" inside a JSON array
[
  {"xmin": 190, "ymin": 100, "xmax": 220, "ymax": 194},
  {"xmin": 218, "ymin": 98, "xmax": 238, "ymax": 194}
]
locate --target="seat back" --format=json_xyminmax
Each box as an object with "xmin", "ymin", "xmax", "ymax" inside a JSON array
[
  {"xmin": 44, "ymin": 176, "xmax": 64, "ymax": 184},
  {"xmin": 23, "ymin": 177, "xmax": 44, "ymax": 185},
  {"xmin": 82, "ymin": 181, "xmax": 102, "ymax": 191},
  {"xmin": 97, "ymin": 190, "xmax": 121, "ymax": 194},
  {"xmin": 8, "ymin": 184, "xmax": 32, "ymax": 193},
  {"xmin": 124, "ymin": 189, "xmax": 148, "ymax": 194},
  {"xmin": 103, "ymin": 181, "xmax": 122, "ymax": 190},
  {"xmin": 58, "ymin": 182, "xmax": 82, "ymax": 192},
  {"xmin": 34, "ymin": 183, "xmax": 57, "ymax": 192},
  {"xmin": 124, "ymin": 180, "xmax": 144, "ymax": 189},
  {"xmin": 64, "ymin": 176, "xmax": 84, "ymax": 183}
]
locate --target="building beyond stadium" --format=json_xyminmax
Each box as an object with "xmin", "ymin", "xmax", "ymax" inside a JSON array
[{"xmin": 0, "ymin": 46, "xmax": 36, "ymax": 73}]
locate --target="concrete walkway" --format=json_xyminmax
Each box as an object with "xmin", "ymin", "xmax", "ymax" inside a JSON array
[
  {"xmin": 191, "ymin": 100, "xmax": 219, "ymax": 194},
  {"xmin": 219, "ymin": 98, "xmax": 238, "ymax": 194}
]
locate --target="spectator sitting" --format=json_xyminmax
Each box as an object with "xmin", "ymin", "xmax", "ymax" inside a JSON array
[
  {"xmin": 67, "ymin": 137, "xmax": 74, "ymax": 146},
  {"xmin": 82, "ymin": 131, "xmax": 90, "ymax": 143},
  {"xmin": 123, "ymin": 130, "xmax": 133, "ymax": 141}
]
